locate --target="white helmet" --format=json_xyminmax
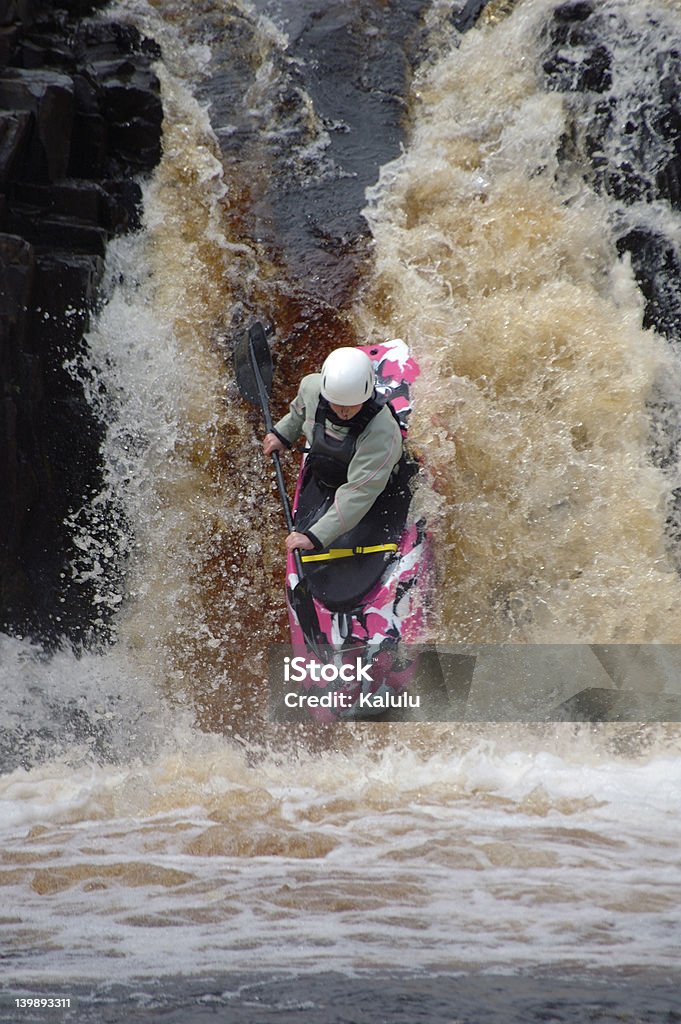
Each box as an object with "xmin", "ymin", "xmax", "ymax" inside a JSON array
[{"xmin": 320, "ymin": 348, "xmax": 375, "ymax": 406}]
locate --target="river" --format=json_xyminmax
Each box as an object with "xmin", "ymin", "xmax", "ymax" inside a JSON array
[{"xmin": 2, "ymin": 0, "xmax": 681, "ymax": 1020}]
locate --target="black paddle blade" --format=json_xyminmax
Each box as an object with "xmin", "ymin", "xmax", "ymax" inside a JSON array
[
  {"xmin": 289, "ymin": 577, "xmax": 329, "ymax": 661},
  {"xmin": 233, "ymin": 321, "xmax": 273, "ymax": 404}
]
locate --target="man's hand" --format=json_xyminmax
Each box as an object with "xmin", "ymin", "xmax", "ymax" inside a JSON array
[
  {"xmin": 286, "ymin": 531, "xmax": 314, "ymax": 553},
  {"xmin": 263, "ymin": 432, "xmax": 286, "ymax": 456}
]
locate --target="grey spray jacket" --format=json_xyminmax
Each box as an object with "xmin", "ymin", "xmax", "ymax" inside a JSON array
[{"xmin": 273, "ymin": 373, "xmax": 403, "ymax": 549}]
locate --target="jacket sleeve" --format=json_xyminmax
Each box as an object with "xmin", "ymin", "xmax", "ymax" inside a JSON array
[
  {"xmin": 272, "ymin": 374, "xmax": 319, "ymax": 445},
  {"xmin": 310, "ymin": 408, "xmax": 403, "ymax": 549}
]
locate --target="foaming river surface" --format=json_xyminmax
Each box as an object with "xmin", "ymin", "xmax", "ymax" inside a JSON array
[
  {"xmin": 3, "ymin": 724, "xmax": 681, "ymax": 997},
  {"xmin": 3, "ymin": 0, "xmax": 681, "ymax": 1019}
]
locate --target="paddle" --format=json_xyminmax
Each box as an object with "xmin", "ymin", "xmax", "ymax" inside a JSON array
[{"xmin": 233, "ymin": 321, "xmax": 328, "ymax": 659}]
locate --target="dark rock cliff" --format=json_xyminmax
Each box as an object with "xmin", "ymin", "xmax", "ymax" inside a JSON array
[{"xmin": 0, "ymin": 0, "xmax": 162, "ymax": 645}]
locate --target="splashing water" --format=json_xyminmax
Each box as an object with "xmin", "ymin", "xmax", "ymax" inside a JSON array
[
  {"xmin": 2, "ymin": 0, "xmax": 681, "ymax": 1009},
  {"xmin": 355, "ymin": 0, "xmax": 681, "ymax": 644}
]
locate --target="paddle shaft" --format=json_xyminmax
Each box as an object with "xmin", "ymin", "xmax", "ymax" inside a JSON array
[{"xmin": 249, "ymin": 340, "xmax": 306, "ymax": 579}]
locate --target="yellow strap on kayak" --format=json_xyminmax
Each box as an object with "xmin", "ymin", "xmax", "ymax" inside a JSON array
[{"xmin": 301, "ymin": 543, "xmax": 398, "ymax": 563}]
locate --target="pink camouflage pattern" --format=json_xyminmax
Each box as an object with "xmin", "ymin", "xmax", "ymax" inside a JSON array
[{"xmin": 285, "ymin": 339, "xmax": 431, "ymax": 720}]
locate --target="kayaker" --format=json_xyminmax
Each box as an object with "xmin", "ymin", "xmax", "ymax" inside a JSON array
[{"xmin": 263, "ymin": 347, "xmax": 404, "ymax": 553}]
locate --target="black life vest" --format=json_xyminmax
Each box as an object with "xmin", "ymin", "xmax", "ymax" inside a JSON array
[{"xmin": 305, "ymin": 393, "xmax": 399, "ymax": 491}]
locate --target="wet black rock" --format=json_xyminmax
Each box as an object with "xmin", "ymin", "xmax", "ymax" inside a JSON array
[
  {"xmin": 543, "ymin": 3, "xmax": 612, "ymax": 94},
  {"xmin": 206, "ymin": 0, "xmax": 431, "ymax": 312},
  {"xmin": 451, "ymin": 0, "xmax": 492, "ymax": 35},
  {"xmin": 0, "ymin": 108, "xmax": 31, "ymax": 187},
  {"xmin": 542, "ymin": 2, "xmax": 681, "ymax": 346},
  {"xmin": 617, "ymin": 228, "xmax": 681, "ymax": 342},
  {"xmin": 1, "ymin": 233, "xmax": 106, "ymax": 640},
  {"xmin": 0, "ymin": 67, "xmax": 74, "ymax": 180},
  {"xmin": 89, "ymin": 57, "xmax": 162, "ymax": 173},
  {"xmin": 0, "ymin": 0, "xmax": 162, "ymax": 645}
]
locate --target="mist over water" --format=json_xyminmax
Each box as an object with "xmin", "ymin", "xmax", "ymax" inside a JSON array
[{"xmin": 2, "ymin": 0, "xmax": 681, "ymax": 1014}]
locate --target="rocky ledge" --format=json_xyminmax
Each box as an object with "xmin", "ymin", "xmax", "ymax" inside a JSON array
[
  {"xmin": 0, "ymin": 0, "xmax": 162, "ymax": 644},
  {"xmin": 542, "ymin": 0, "xmax": 681, "ymax": 344}
]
